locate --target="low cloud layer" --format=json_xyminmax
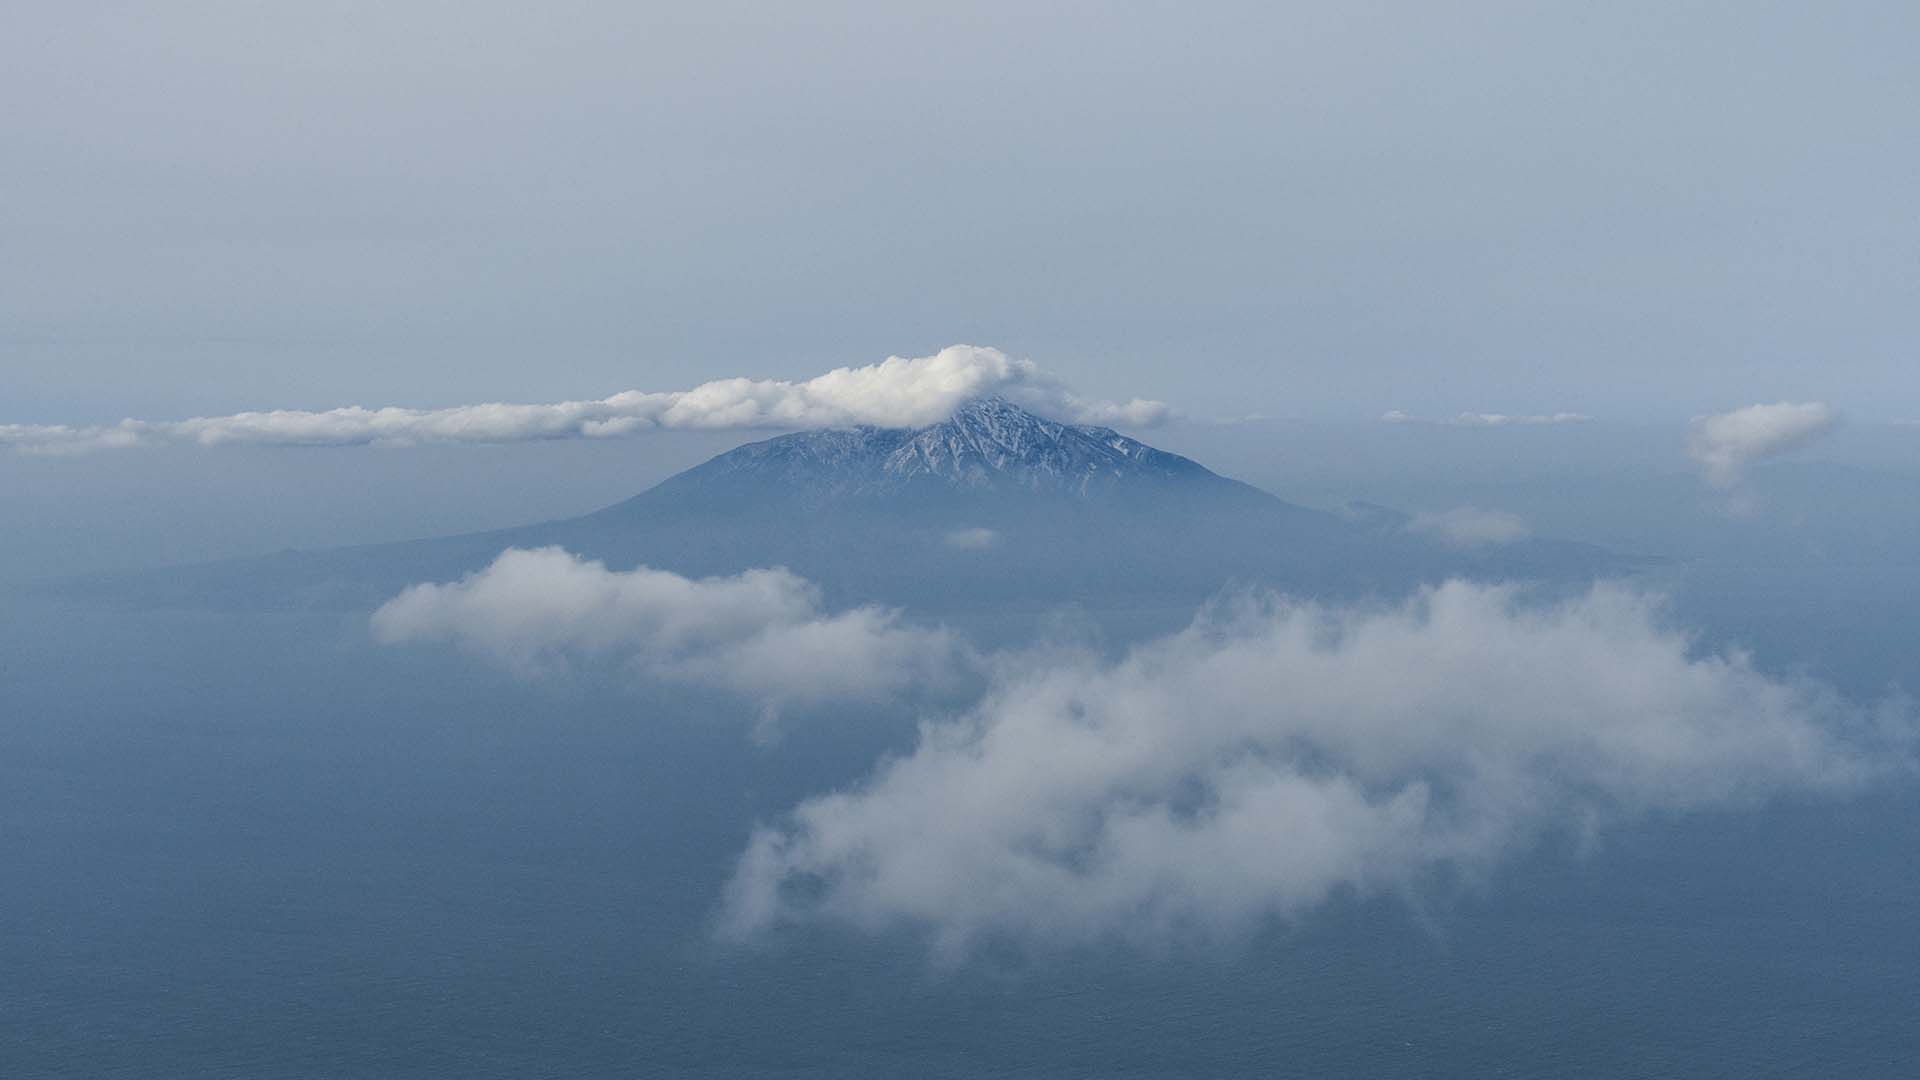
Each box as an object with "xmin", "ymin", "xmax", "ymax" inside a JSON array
[
  {"xmin": 369, "ymin": 553, "xmax": 1908, "ymax": 959},
  {"xmin": 1381, "ymin": 409, "xmax": 1592, "ymax": 427},
  {"xmin": 723, "ymin": 582, "xmax": 1907, "ymax": 957},
  {"xmin": 1408, "ymin": 507, "xmax": 1532, "ymax": 548},
  {"xmin": 1, "ymin": 346, "xmax": 1168, "ymax": 454},
  {"xmin": 1687, "ymin": 401, "xmax": 1838, "ymax": 487},
  {"xmin": 372, "ymin": 548, "xmax": 963, "ymax": 723}
]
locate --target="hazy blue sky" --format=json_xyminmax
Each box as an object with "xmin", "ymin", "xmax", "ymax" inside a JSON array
[{"xmin": 5, "ymin": 1, "xmax": 1917, "ymax": 426}]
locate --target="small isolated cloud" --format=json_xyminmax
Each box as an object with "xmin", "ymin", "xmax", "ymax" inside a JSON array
[
  {"xmin": 0, "ymin": 346, "xmax": 1169, "ymax": 455},
  {"xmin": 722, "ymin": 581, "xmax": 1906, "ymax": 957},
  {"xmin": 1408, "ymin": 507, "xmax": 1532, "ymax": 548},
  {"xmin": 372, "ymin": 548, "xmax": 964, "ymax": 728},
  {"xmin": 1382, "ymin": 410, "xmax": 1592, "ymax": 427},
  {"xmin": 943, "ymin": 527, "xmax": 1001, "ymax": 551},
  {"xmin": 1687, "ymin": 402, "xmax": 1839, "ymax": 487}
]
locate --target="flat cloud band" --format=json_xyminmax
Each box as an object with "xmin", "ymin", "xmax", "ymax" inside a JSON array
[{"xmin": 1, "ymin": 345, "xmax": 1169, "ymax": 454}]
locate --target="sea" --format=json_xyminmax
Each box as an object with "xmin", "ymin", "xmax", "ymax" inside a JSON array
[{"xmin": 3, "ymin": 565, "xmax": 1917, "ymax": 1078}]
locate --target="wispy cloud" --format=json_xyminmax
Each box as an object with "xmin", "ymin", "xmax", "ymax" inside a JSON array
[
  {"xmin": 1, "ymin": 346, "xmax": 1169, "ymax": 454},
  {"xmin": 1381, "ymin": 409, "xmax": 1593, "ymax": 427},
  {"xmin": 722, "ymin": 582, "xmax": 1907, "ymax": 957},
  {"xmin": 1687, "ymin": 402, "xmax": 1838, "ymax": 487}
]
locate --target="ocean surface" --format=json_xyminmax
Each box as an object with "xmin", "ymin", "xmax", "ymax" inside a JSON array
[{"xmin": 3, "ymin": 566, "xmax": 1917, "ymax": 1078}]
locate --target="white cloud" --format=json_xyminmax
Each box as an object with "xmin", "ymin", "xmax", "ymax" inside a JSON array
[
  {"xmin": 1687, "ymin": 402, "xmax": 1838, "ymax": 487},
  {"xmin": 371, "ymin": 548, "xmax": 964, "ymax": 722},
  {"xmin": 943, "ymin": 527, "xmax": 1001, "ymax": 551},
  {"xmin": 722, "ymin": 581, "xmax": 1906, "ymax": 957},
  {"xmin": 367, "ymin": 553, "xmax": 1910, "ymax": 958},
  {"xmin": 0, "ymin": 345, "xmax": 1170, "ymax": 454},
  {"xmin": 1381, "ymin": 410, "xmax": 1592, "ymax": 427},
  {"xmin": 1408, "ymin": 507, "xmax": 1532, "ymax": 548}
]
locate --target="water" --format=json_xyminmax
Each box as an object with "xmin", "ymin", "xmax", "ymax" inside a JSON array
[{"xmin": 3, "ymin": 568, "xmax": 1917, "ymax": 1077}]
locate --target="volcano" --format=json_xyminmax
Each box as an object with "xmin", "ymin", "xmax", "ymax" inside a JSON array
[{"xmin": 68, "ymin": 398, "xmax": 1638, "ymax": 612}]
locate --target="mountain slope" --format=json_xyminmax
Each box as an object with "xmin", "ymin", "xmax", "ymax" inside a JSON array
[
  {"xmin": 622, "ymin": 397, "xmax": 1226, "ymax": 508},
  {"xmin": 51, "ymin": 399, "xmax": 1641, "ymax": 613}
]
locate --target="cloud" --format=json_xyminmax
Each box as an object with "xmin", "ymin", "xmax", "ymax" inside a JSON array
[
  {"xmin": 1382, "ymin": 410, "xmax": 1592, "ymax": 427},
  {"xmin": 943, "ymin": 527, "xmax": 1002, "ymax": 551},
  {"xmin": 0, "ymin": 346, "xmax": 1170, "ymax": 455},
  {"xmin": 1687, "ymin": 402, "xmax": 1838, "ymax": 487},
  {"xmin": 372, "ymin": 548, "xmax": 965, "ymax": 724},
  {"xmin": 369, "ymin": 553, "xmax": 1910, "ymax": 958},
  {"xmin": 1408, "ymin": 507, "xmax": 1531, "ymax": 548},
  {"xmin": 722, "ymin": 581, "xmax": 1907, "ymax": 957}
]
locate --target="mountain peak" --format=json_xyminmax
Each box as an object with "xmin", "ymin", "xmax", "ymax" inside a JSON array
[
  {"xmin": 653, "ymin": 395, "xmax": 1212, "ymax": 503},
  {"xmin": 940, "ymin": 394, "xmax": 1046, "ymax": 426}
]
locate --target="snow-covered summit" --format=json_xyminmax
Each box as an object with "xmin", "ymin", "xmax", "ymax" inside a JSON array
[{"xmin": 671, "ymin": 396, "xmax": 1212, "ymax": 500}]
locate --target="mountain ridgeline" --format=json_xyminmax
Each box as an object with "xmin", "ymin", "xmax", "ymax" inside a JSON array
[
  {"xmin": 638, "ymin": 397, "xmax": 1217, "ymax": 505},
  {"xmin": 71, "ymin": 398, "xmax": 1637, "ymax": 612}
]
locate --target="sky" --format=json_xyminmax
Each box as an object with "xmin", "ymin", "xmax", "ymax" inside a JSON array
[{"xmin": 5, "ymin": 0, "xmax": 1918, "ymax": 429}]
